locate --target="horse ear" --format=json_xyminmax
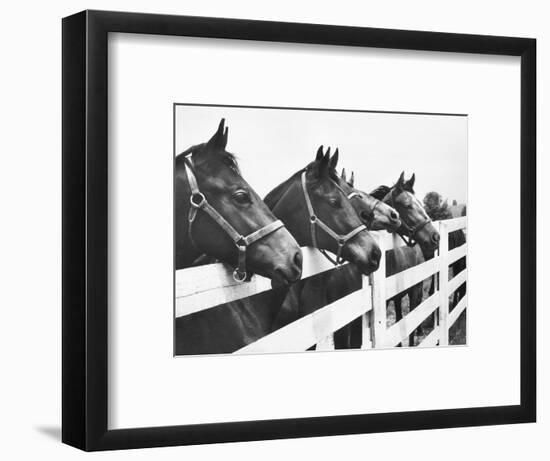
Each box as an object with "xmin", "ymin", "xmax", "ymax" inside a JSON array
[
  {"xmin": 316, "ymin": 145, "xmax": 324, "ymax": 161},
  {"xmin": 341, "ymin": 168, "xmax": 347, "ymax": 181},
  {"xmin": 329, "ymin": 148, "xmax": 339, "ymax": 170},
  {"xmin": 404, "ymin": 173, "xmax": 415, "ymax": 191},
  {"xmin": 394, "ymin": 171, "xmax": 405, "ymax": 193},
  {"xmin": 318, "ymin": 150, "xmax": 331, "ymax": 177},
  {"xmin": 221, "ymin": 126, "xmax": 229, "ymax": 150},
  {"xmin": 205, "ymin": 118, "xmax": 227, "ymax": 151},
  {"xmin": 349, "ymin": 171, "xmax": 355, "ymax": 187},
  {"xmin": 397, "ymin": 171, "xmax": 405, "ymax": 186}
]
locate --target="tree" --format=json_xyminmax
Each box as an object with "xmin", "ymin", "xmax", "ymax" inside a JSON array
[
  {"xmin": 452, "ymin": 199, "xmax": 457, "ymax": 206},
  {"xmin": 423, "ymin": 191, "xmax": 452, "ymax": 220}
]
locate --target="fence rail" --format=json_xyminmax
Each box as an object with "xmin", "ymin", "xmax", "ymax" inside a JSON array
[
  {"xmin": 175, "ymin": 247, "xmax": 339, "ymax": 317},
  {"xmin": 175, "ymin": 217, "xmax": 467, "ymax": 352}
]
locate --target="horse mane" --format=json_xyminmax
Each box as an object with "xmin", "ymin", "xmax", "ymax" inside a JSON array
[
  {"xmin": 264, "ymin": 159, "xmax": 341, "ymax": 208},
  {"xmin": 370, "ymin": 185, "xmax": 391, "ymax": 200},
  {"xmin": 175, "ymin": 142, "xmax": 241, "ymax": 174},
  {"xmin": 264, "ymin": 170, "xmax": 304, "ymax": 208}
]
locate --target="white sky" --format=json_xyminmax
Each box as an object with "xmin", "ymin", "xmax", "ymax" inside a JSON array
[{"xmin": 175, "ymin": 105, "xmax": 467, "ymax": 204}]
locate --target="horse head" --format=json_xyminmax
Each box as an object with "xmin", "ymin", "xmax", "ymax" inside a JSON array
[
  {"xmin": 373, "ymin": 172, "xmax": 440, "ymax": 256},
  {"xmin": 175, "ymin": 119, "xmax": 302, "ymax": 287},
  {"xmin": 336, "ymin": 162, "xmax": 401, "ymax": 232},
  {"xmin": 265, "ymin": 146, "xmax": 381, "ymax": 275}
]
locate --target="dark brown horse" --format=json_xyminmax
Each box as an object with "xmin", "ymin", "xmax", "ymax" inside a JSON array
[
  {"xmin": 175, "ymin": 119, "xmax": 303, "ymax": 355},
  {"xmin": 329, "ymin": 167, "xmax": 404, "ymax": 349},
  {"xmin": 267, "ymin": 148, "xmax": 388, "ymax": 334},
  {"xmin": 370, "ymin": 172, "xmax": 440, "ymax": 346},
  {"xmin": 288, "ymin": 164, "xmax": 404, "ymax": 349},
  {"xmin": 175, "ymin": 119, "xmax": 302, "ymax": 285},
  {"xmin": 264, "ymin": 146, "xmax": 381, "ymax": 274}
]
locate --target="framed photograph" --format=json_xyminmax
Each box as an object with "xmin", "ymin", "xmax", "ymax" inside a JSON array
[{"xmin": 62, "ymin": 10, "xmax": 536, "ymax": 451}]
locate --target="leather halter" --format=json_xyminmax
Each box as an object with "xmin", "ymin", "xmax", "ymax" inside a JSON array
[
  {"xmin": 184, "ymin": 155, "xmax": 284, "ymax": 282},
  {"xmin": 301, "ymin": 171, "xmax": 367, "ymax": 266},
  {"xmin": 383, "ymin": 189, "xmax": 431, "ymax": 247}
]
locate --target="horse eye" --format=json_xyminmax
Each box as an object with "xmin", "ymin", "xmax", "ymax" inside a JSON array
[
  {"xmin": 329, "ymin": 198, "xmax": 340, "ymax": 208},
  {"xmin": 233, "ymin": 190, "xmax": 251, "ymax": 204}
]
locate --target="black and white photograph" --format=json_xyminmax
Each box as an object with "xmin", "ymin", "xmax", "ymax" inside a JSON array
[
  {"xmin": 174, "ymin": 104, "xmax": 468, "ymax": 356},
  {"xmin": 52, "ymin": 6, "xmax": 537, "ymax": 454}
]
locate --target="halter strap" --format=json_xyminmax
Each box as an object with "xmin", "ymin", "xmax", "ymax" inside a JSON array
[
  {"xmin": 184, "ymin": 155, "xmax": 284, "ymax": 282},
  {"xmin": 382, "ymin": 189, "xmax": 431, "ymax": 247},
  {"xmin": 301, "ymin": 171, "xmax": 367, "ymax": 266},
  {"xmin": 347, "ymin": 191, "xmax": 382, "ymax": 229}
]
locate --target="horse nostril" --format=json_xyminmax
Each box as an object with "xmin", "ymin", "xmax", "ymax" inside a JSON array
[
  {"xmin": 390, "ymin": 211, "xmax": 399, "ymax": 220},
  {"xmin": 432, "ymin": 233, "xmax": 440, "ymax": 243},
  {"xmin": 360, "ymin": 211, "xmax": 369, "ymax": 223}
]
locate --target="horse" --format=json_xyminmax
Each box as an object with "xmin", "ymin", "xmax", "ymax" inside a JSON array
[
  {"xmin": 174, "ymin": 119, "xmax": 303, "ymax": 355},
  {"xmin": 328, "ymin": 167, "xmax": 404, "ymax": 349},
  {"xmin": 339, "ymin": 167, "xmax": 401, "ymax": 232},
  {"xmin": 175, "ymin": 118, "xmax": 302, "ymax": 284},
  {"xmin": 370, "ymin": 172, "xmax": 440, "ymax": 346},
  {"xmin": 266, "ymin": 147, "xmax": 385, "ymax": 334},
  {"xmin": 264, "ymin": 145, "xmax": 381, "ymax": 274}
]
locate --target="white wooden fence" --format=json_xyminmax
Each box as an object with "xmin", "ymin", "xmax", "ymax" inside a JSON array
[{"xmin": 176, "ymin": 217, "xmax": 467, "ymax": 353}]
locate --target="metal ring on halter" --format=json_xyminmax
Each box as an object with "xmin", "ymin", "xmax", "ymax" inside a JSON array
[
  {"xmin": 184, "ymin": 155, "xmax": 286, "ymax": 283},
  {"xmin": 232, "ymin": 269, "xmax": 248, "ymax": 282},
  {"xmin": 190, "ymin": 192, "xmax": 206, "ymax": 208}
]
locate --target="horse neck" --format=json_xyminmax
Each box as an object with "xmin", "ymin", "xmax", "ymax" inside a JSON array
[
  {"xmin": 175, "ymin": 172, "xmax": 203, "ymax": 269},
  {"xmin": 266, "ymin": 174, "xmax": 311, "ymax": 247}
]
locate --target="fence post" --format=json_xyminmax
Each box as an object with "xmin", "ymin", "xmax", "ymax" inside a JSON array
[
  {"xmin": 370, "ymin": 234, "xmax": 387, "ymax": 349},
  {"xmin": 316, "ymin": 335, "xmax": 335, "ymax": 351},
  {"xmin": 361, "ymin": 275, "xmax": 373, "ymax": 349},
  {"xmin": 438, "ymin": 221, "xmax": 449, "ymax": 346}
]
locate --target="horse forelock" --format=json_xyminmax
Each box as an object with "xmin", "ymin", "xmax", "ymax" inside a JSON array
[{"xmin": 219, "ymin": 151, "xmax": 241, "ymax": 174}]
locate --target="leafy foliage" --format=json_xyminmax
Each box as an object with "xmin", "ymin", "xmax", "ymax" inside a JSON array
[{"xmin": 423, "ymin": 191, "xmax": 452, "ymax": 220}]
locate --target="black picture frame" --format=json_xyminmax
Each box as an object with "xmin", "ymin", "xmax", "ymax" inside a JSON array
[{"xmin": 62, "ymin": 10, "xmax": 536, "ymax": 451}]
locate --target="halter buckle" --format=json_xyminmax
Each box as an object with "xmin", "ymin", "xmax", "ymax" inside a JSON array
[
  {"xmin": 232, "ymin": 268, "xmax": 248, "ymax": 283},
  {"xmin": 190, "ymin": 192, "xmax": 206, "ymax": 208}
]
